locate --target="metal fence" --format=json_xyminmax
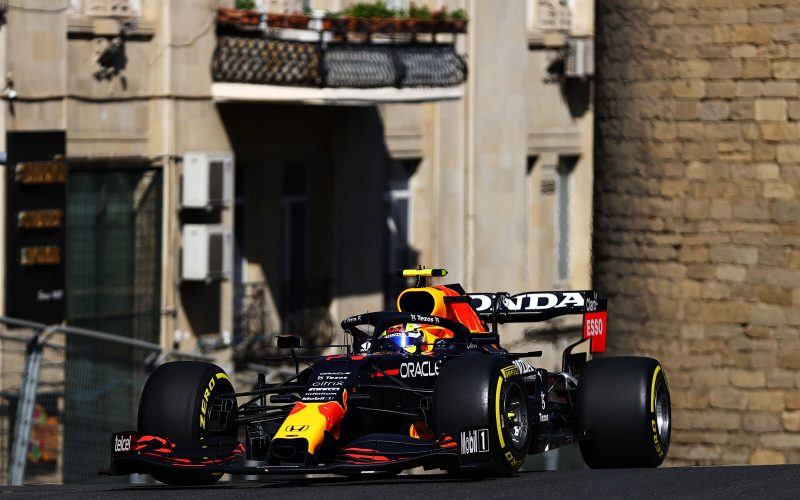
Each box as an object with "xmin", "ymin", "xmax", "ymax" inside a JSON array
[{"xmin": 0, "ymin": 317, "xmax": 208, "ymax": 485}]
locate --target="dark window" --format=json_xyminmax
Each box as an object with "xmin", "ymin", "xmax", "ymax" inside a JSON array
[
  {"xmin": 282, "ymin": 165, "xmax": 308, "ymax": 320},
  {"xmin": 63, "ymin": 166, "xmax": 162, "ymax": 483},
  {"xmin": 384, "ymin": 159, "xmax": 419, "ymax": 308},
  {"xmin": 66, "ymin": 168, "xmax": 162, "ymax": 338},
  {"xmin": 208, "ymin": 160, "xmax": 224, "ymax": 202}
]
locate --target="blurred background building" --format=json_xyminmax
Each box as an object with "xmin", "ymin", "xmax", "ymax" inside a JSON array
[
  {"xmin": 596, "ymin": 0, "xmax": 800, "ymax": 465},
  {"xmin": 9, "ymin": 0, "xmax": 799, "ymax": 485},
  {"xmin": 0, "ymin": 0, "xmax": 595, "ymax": 482}
]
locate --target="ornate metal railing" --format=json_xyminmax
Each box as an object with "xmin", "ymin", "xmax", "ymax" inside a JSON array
[{"xmin": 212, "ymin": 27, "xmax": 467, "ymax": 89}]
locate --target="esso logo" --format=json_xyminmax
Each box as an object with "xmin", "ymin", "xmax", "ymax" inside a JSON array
[
  {"xmin": 583, "ymin": 311, "xmax": 607, "ymax": 353},
  {"xmin": 585, "ymin": 318, "xmax": 604, "ymax": 337}
]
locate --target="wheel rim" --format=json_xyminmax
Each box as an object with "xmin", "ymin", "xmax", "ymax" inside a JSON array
[
  {"xmin": 502, "ymin": 382, "xmax": 528, "ymax": 449},
  {"xmin": 654, "ymin": 381, "xmax": 670, "ymax": 444}
]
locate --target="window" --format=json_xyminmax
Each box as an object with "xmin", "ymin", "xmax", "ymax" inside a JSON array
[
  {"xmin": 384, "ymin": 159, "xmax": 418, "ymax": 307},
  {"xmin": 67, "ymin": 167, "xmax": 162, "ymax": 338},
  {"xmin": 555, "ymin": 156, "xmax": 577, "ymax": 283},
  {"xmin": 282, "ymin": 165, "xmax": 308, "ymax": 319},
  {"xmin": 64, "ymin": 165, "xmax": 162, "ymax": 483}
]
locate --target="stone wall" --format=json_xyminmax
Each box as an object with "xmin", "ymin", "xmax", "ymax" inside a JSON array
[{"xmin": 595, "ymin": 1, "xmax": 800, "ymax": 465}]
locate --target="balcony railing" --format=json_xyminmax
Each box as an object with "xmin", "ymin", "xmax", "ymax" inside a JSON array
[{"xmin": 212, "ymin": 9, "xmax": 468, "ymax": 91}]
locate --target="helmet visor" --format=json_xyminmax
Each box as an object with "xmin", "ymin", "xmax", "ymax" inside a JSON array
[{"xmin": 379, "ymin": 325, "xmax": 423, "ymax": 354}]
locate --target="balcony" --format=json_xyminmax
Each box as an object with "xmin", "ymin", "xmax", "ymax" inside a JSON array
[{"xmin": 211, "ymin": 8, "xmax": 468, "ymax": 105}]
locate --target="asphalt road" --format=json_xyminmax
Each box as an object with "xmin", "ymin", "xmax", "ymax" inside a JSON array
[{"xmin": 3, "ymin": 465, "xmax": 799, "ymax": 499}]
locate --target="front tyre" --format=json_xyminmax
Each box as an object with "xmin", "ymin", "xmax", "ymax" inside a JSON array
[
  {"xmin": 138, "ymin": 361, "xmax": 236, "ymax": 485},
  {"xmin": 577, "ymin": 356, "xmax": 671, "ymax": 468},
  {"xmin": 433, "ymin": 355, "xmax": 531, "ymax": 476}
]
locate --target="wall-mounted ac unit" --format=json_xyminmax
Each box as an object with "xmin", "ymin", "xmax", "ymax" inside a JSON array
[
  {"xmin": 182, "ymin": 224, "xmax": 232, "ymax": 281},
  {"xmin": 566, "ymin": 38, "xmax": 594, "ymax": 78},
  {"xmin": 181, "ymin": 152, "xmax": 234, "ymax": 209}
]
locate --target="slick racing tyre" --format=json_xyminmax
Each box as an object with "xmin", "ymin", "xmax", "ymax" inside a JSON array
[
  {"xmin": 138, "ymin": 361, "xmax": 236, "ymax": 485},
  {"xmin": 433, "ymin": 355, "xmax": 530, "ymax": 476},
  {"xmin": 577, "ymin": 356, "xmax": 671, "ymax": 468}
]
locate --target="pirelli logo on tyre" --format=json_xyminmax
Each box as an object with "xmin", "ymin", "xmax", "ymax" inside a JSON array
[
  {"xmin": 501, "ymin": 365, "xmax": 520, "ymax": 379},
  {"xmin": 199, "ymin": 372, "xmax": 232, "ymax": 430}
]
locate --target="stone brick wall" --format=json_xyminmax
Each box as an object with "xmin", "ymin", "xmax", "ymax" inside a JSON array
[{"xmin": 595, "ymin": 1, "xmax": 800, "ymax": 466}]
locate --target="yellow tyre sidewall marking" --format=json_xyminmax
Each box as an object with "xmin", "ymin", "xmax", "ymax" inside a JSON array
[
  {"xmin": 199, "ymin": 372, "xmax": 232, "ymax": 431},
  {"xmin": 495, "ymin": 376, "xmax": 505, "ymax": 449},
  {"xmin": 650, "ymin": 365, "xmax": 661, "ymax": 413},
  {"xmin": 650, "ymin": 365, "xmax": 666, "ymax": 459}
]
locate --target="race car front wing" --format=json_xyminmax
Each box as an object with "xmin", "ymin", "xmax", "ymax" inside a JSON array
[{"xmin": 105, "ymin": 431, "xmax": 460, "ymax": 477}]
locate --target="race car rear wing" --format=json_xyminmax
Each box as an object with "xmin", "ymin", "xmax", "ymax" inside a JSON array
[
  {"xmin": 466, "ymin": 290, "xmax": 603, "ymax": 322},
  {"xmin": 465, "ymin": 290, "xmax": 607, "ymax": 353}
]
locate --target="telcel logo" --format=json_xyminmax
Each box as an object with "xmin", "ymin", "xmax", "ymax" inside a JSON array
[{"xmin": 114, "ymin": 434, "xmax": 132, "ymax": 453}]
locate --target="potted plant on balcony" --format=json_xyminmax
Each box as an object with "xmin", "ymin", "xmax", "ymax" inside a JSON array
[
  {"xmin": 283, "ymin": 7, "xmax": 312, "ymax": 30},
  {"xmin": 431, "ymin": 6, "xmax": 468, "ymax": 34},
  {"xmin": 243, "ymin": 1, "xmax": 469, "ymax": 36},
  {"xmin": 322, "ymin": 11, "xmax": 348, "ymax": 34},
  {"xmin": 407, "ymin": 2, "xmax": 434, "ymax": 34},
  {"xmin": 449, "ymin": 8, "xmax": 468, "ymax": 33},
  {"xmin": 218, "ymin": 0, "xmax": 310, "ymax": 30},
  {"xmin": 218, "ymin": 0, "xmax": 260, "ymax": 25}
]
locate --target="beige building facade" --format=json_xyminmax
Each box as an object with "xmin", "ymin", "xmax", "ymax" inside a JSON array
[
  {"xmin": 0, "ymin": 0, "xmax": 601, "ymax": 483},
  {"xmin": 0, "ymin": 0, "xmax": 594, "ymax": 371}
]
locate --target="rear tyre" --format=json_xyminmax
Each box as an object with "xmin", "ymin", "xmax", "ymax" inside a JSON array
[
  {"xmin": 138, "ymin": 361, "xmax": 236, "ymax": 485},
  {"xmin": 577, "ymin": 356, "xmax": 671, "ymax": 468},
  {"xmin": 433, "ymin": 355, "xmax": 530, "ymax": 476}
]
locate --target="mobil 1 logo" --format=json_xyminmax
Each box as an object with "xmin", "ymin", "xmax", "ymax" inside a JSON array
[{"xmin": 459, "ymin": 428, "xmax": 490, "ymax": 464}]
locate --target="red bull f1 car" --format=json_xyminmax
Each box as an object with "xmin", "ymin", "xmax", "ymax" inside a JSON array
[{"xmin": 107, "ymin": 268, "xmax": 671, "ymax": 485}]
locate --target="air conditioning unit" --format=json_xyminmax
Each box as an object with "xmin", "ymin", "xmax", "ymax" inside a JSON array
[
  {"xmin": 181, "ymin": 152, "xmax": 234, "ymax": 209},
  {"xmin": 566, "ymin": 38, "xmax": 594, "ymax": 78},
  {"xmin": 182, "ymin": 224, "xmax": 232, "ymax": 281}
]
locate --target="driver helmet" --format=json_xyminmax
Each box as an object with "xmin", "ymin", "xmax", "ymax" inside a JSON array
[{"xmin": 379, "ymin": 323, "xmax": 426, "ymax": 354}]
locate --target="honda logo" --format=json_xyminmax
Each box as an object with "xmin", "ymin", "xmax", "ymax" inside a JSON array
[{"xmin": 285, "ymin": 424, "xmax": 309, "ymax": 432}]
